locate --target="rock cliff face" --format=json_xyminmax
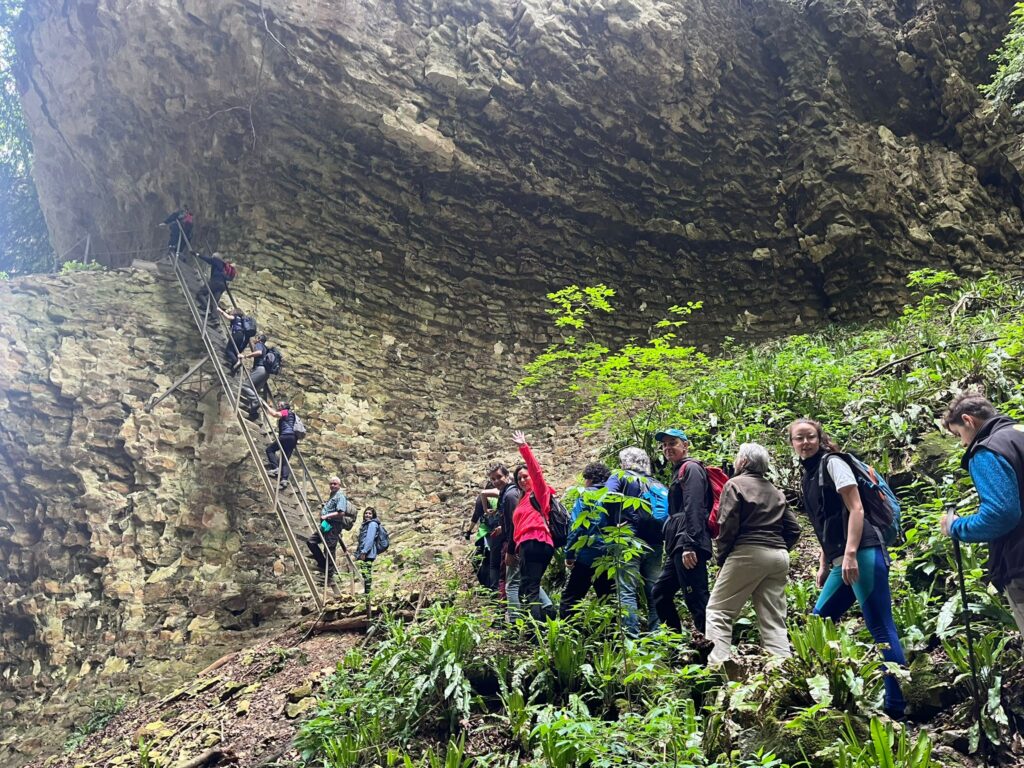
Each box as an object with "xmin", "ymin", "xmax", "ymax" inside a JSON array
[
  {"xmin": 0, "ymin": 266, "xmax": 594, "ymax": 762},
  {"xmin": 6, "ymin": 0, "xmax": 1024, "ymax": 762},
  {"xmin": 0, "ymin": 269, "xmax": 300, "ymax": 760},
  {"xmin": 13, "ymin": 0, "xmax": 1024, "ymax": 332},
  {"xmin": 0, "ymin": 266, "xmax": 590, "ymax": 764}
]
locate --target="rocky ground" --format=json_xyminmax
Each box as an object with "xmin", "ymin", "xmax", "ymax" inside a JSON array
[{"xmin": 31, "ymin": 611, "xmax": 361, "ymax": 768}]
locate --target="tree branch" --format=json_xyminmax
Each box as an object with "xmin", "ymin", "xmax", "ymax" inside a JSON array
[{"xmin": 851, "ymin": 336, "xmax": 998, "ymax": 382}]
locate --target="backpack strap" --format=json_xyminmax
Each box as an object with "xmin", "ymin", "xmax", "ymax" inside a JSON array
[
  {"xmin": 529, "ymin": 491, "xmax": 549, "ymax": 518},
  {"xmin": 678, "ymin": 458, "xmax": 712, "ymax": 511},
  {"xmin": 818, "ymin": 452, "xmax": 889, "ymax": 556},
  {"xmin": 816, "ymin": 452, "xmax": 842, "ymax": 515}
]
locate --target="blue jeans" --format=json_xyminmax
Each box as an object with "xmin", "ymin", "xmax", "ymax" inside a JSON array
[
  {"xmin": 617, "ymin": 542, "xmax": 664, "ymax": 636},
  {"xmin": 814, "ymin": 547, "xmax": 907, "ymax": 713}
]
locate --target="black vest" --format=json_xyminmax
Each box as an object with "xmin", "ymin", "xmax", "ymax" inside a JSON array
[
  {"xmin": 963, "ymin": 415, "xmax": 1024, "ymax": 589},
  {"xmin": 800, "ymin": 451, "xmax": 880, "ymax": 562}
]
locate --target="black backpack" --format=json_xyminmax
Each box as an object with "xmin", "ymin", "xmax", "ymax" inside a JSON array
[
  {"xmin": 241, "ymin": 316, "xmax": 258, "ymax": 339},
  {"xmin": 263, "ymin": 348, "xmax": 283, "ymax": 374},
  {"xmin": 530, "ymin": 492, "xmax": 570, "ymax": 548}
]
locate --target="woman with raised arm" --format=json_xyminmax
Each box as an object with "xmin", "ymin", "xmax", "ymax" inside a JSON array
[
  {"xmin": 509, "ymin": 430, "xmax": 557, "ymax": 620},
  {"xmin": 789, "ymin": 418, "xmax": 907, "ymax": 719}
]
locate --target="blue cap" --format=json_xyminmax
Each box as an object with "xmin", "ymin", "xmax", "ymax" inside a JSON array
[{"xmin": 654, "ymin": 428, "xmax": 689, "ymax": 442}]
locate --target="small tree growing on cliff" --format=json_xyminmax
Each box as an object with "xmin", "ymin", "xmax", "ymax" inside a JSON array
[{"xmin": 516, "ymin": 284, "xmax": 705, "ymax": 462}]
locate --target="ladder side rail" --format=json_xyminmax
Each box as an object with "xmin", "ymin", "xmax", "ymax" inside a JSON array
[
  {"xmin": 168, "ymin": 253, "xmax": 325, "ymax": 609},
  {"xmin": 176, "ymin": 228, "xmax": 351, "ymax": 590},
  {"xmin": 262, "ymin": 378, "xmax": 359, "ymax": 578},
  {"xmin": 172, "ymin": 229, "xmax": 349, "ymax": 595},
  {"xmin": 290, "ymin": 443, "xmax": 359, "ymax": 577}
]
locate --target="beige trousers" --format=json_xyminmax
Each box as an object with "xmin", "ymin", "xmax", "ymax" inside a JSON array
[
  {"xmin": 1007, "ymin": 578, "xmax": 1024, "ymax": 635},
  {"xmin": 706, "ymin": 544, "xmax": 791, "ymax": 665}
]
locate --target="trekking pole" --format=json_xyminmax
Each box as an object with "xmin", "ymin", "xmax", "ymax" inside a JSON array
[{"xmin": 949, "ymin": 513, "xmax": 989, "ymax": 764}]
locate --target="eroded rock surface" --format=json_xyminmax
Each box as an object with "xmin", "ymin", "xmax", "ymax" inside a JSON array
[
  {"xmin": 0, "ymin": 267, "xmax": 590, "ymax": 765},
  {"xmin": 6, "ymin": 0, "xmax": 1024, "ymax": 763},
  {"xmin": 14, "ymin": 0, "xmax": 1024, "ymax": 334}
]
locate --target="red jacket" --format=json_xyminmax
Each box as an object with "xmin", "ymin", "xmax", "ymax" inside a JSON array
[{"xmin": 512, "ymin": 443, "xmax": 554, "ymax": 549}]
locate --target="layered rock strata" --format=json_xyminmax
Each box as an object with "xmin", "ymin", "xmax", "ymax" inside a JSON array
[
  {"xmin": 6, "ymin": 0, "xmax": 1024, "ymax": 762},
  {"xmin": 13, "ymin": 0, "xmax": 1024, "ymax": 335},
  {"xmin": 0, "ymin": 267, "xmax": 590, "ymax": 764}
]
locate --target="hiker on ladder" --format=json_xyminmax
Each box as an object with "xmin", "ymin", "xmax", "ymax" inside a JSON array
[
  {"xmin": 218, "ymin": 306, "xmax": 257, "ymax": 370},
  {"xmin": 263, "ymin": 400, "xmax": 299, "ymax": 490},
  {"xmin": 238, "ymin": 335, "xmax": 271, "ymax": 418},
  {"xmin": 307, "ymin": 476, "xmax": 356, "ymax": 575},
  {"xmin": 160, "ymin": 206, "xmax": 193, "ymax": 254},
  {"xmin": 195, "ymin": 251, "xmax": 235, "ymax": 312}
]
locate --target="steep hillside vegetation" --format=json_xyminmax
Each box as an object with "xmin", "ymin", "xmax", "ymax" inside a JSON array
[{"xmin": 287, "ymin": 271, "xmax": 1024, "ymax": 767}]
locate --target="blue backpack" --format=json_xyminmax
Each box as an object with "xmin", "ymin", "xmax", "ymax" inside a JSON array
[
  {"xmin": 640, "ymin": 477, "xmax": 669, "ymax": 523},
  {"xmin": 819, "ymin": 452, "xmax": 902, "ymax": 546},
  {"xmin": 374, "ymin": 521, "xmax": 390, "ymax": 553},
  {"xmin": 623, "ymin": 472, "xmax": 668, "ymax": 542}
]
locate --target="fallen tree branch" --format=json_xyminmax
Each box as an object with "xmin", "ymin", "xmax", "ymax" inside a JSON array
[
  {"xmin": 313, "ymin": 610, "xmax": 417, "ymax": 636},
  {"xmin": 851, "ymin": 336, "xmax": 998, "ymax": 382},
  {"xmin": 197, "ymin": 652, "xmax": 237, "ymax": 677},
  {"xmin": 315, "ymin": 616, "xmax": 370, "ymax": 633}
]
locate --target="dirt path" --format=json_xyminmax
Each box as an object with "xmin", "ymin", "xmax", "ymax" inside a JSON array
[{"xmin": 33, "ymin": 621, "xmax": 362, "ymax": 768}]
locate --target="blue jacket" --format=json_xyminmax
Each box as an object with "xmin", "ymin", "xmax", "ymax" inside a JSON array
[
  {"xmin": 953, "ymin": 447, "xmax": 1022, "ymax": 542},
  {"xmin": 358, "ymin": 520, "xmax": 380, "ymax": 560},
  {"xmin": 566, "ymin": 485, "xmax": 609, "ymax": 566}
]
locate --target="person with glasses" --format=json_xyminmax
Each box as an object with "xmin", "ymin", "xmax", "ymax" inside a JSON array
[{"xmin": 788, "ymin": 417, "xmax": 907, "ymax": 719}]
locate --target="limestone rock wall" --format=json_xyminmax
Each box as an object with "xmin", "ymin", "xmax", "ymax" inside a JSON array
[
  {"xmin": 13, "ymin": 0, "xmax": 1024, "ymax": 337},
  {"xmin": 0, "ymin": 269, "xmax": 297, "ymax": 759},
  {"xmin": 0, "ymin": 267, "xmax": 591, "ymax": 764}
]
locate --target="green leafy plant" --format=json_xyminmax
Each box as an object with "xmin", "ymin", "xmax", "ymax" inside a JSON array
[
  {"xmin": 982, "ymin": 3, "xmax": 1024, "ymax": 111},
  {"xmin": 297, "ymin": 607, "xmax": 483, "ymax": 764},
  {"xmin": 834, "ymin": 716, "xmax": 938, "ymax": 768},
  {"xmin": 942, "ymin": 631, "xmax": 1016, "ymax": 752},
  {"xmin": 784, "ymin": 616, "xmax": 887, "ymax": 714},
  {"xmin": 63, "ymin": 696, "xmax": 129, "ymax": 752},
  {"xmin": 60, "ymin": 259, "xmax": 103, "ymax": 273}
]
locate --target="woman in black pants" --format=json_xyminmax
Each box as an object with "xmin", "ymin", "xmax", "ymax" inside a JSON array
[
  {"xmin": 264, "ymin": 400, "xmax": 298, "ymax": 490},
  {"xmin": 509, "ymin": 430, "xmax": 557, "ymax": 621}
]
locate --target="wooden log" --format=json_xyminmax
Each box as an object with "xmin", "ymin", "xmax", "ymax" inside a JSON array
[
  {"xmin": 197, "ymin": 652, "xmax": 237, "ymax": 677},
  {"xmin": 173, "ymin": 748, "xmax": 226, "ymax": 768}
]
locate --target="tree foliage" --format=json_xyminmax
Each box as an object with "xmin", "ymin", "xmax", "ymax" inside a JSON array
[
  {"xmin": 982, "ymin": 3, "xmax": 1024, "ymax": 112},
  {"xmin": 0, "ymin": 0, "xmax": 53, "ymax": 275}
]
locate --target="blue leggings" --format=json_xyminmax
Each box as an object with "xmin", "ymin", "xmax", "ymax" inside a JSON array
[{"xmin": 813, "ymin": 547, "xmax": 907, "ymax": 713}]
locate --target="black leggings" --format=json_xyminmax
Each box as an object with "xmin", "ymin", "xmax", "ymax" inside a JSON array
[
  {"xmin": 487, "ymin": 536, "xmax": 506, "ymax": 591},
  {"xmin": 518, "ymin": 539, "xmax": 556, "ymax": 621},
  {"xmin": 225, "ymin": 331, "xmax": 246, "ymax": 367},
  {"xmin": 559, "ymin": 561, "xmax": 613, "ymax": 619},
  {"xmin": 266, "ymin": 434, "xmax": 297, "ymax": 481}
]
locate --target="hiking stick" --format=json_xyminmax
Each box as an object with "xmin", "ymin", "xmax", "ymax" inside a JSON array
[{"xmin": 951, "ymin": 532, "xmax": 989, "ymax": 765}]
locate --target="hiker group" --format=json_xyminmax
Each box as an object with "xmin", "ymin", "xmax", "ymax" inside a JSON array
[
  {"xmin": 469, "ymin": 393, "xmax": 1024, "ymax": 721},
  {"xmin": 160, "ymin": 207, "xmax": 391, "ymax": 590}
]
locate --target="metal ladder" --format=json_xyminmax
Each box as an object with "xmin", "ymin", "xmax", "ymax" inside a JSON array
[{"xmin": 152, "ymin": 229, "xmax": 358, "ymax": 609}]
